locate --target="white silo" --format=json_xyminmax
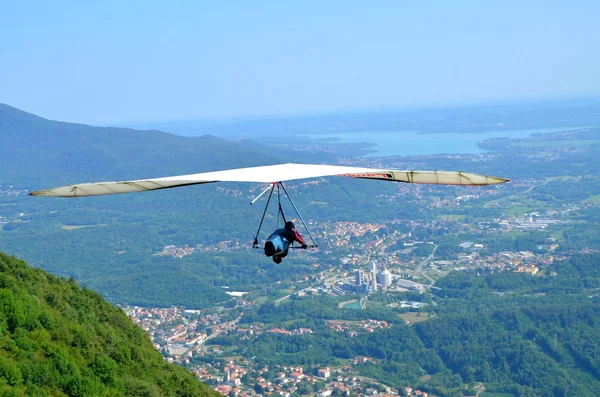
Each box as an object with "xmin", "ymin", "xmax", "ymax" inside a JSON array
[{"xmin": 377, "ymin": 269, "xmax": 393, "ymax": 287}]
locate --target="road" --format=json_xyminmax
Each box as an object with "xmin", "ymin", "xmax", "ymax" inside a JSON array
[
  {"xmin": 485, "ymin": 184, "xmax": 536, "ymax": 208},
  {"xmin": 416, "ymin": 244, "xmax": 437, "ymax": 272},
  {"xmin": 198, "ymin": 314, "xmax": 243, "ymax": 347},
  {"xmin": 414, "ymin": 244, "xmax": 438, "ymax": 286}
]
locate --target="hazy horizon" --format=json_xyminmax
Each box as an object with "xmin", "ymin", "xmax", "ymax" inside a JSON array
[{"xmin": 2, "ymin": 1, "xmax": 599, "ymax": 124}]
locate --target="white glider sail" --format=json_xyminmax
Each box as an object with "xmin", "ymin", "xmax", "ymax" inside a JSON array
[{"xmin": 30, "ymin": 163, "xmax": 509, "ymax": 198}]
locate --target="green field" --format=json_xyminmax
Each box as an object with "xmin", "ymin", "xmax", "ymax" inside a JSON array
[
  {"xmin": 502, "ymin": 205, "xmax": 540, "ymax": 216},
  {"xmin": 397, "ymin": 312, "xmax": 432, "ymax": 324},
  {"xmin": 61, "ymin": 224, "xmax": 107, "ymax": 230},
  {"xmin": 480, "ymin": 393, "xmax": 514, "ymax": 397},
  {"xmin": 341, "ymin": 300, "xmax": 361, "ymax": 309},
  {"xmin": 437, "ymin": 214, "xmax": 466, "ymax": 221},
  {"xmin": 583, "ymin": 194, "xmax": 600, "ymax": 204},
  {"xmin": 251, "ymin": 295, "xmax": 269, "ymax": 304}
]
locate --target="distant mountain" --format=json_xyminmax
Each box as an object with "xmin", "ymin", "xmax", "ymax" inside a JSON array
[
  {"xmin": 0, "ymin": 252, "xmax": 217, "ymax": 396},
  {"xmin": 0, "ymin": 103, "xmax": 280, "ymax": 187},
  {"xmin": 0, "ymin": 104, "xmax": 287, "ymax": 308}
]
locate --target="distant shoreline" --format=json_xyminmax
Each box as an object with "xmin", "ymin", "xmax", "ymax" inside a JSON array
[{"xmin": 301, "ymin": 126, "xmax": 592, "ymax": 157}]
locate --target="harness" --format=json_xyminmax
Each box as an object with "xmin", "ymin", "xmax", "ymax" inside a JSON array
[{"xmin": 252, "ymin": 182, "xmax": 318, "ymax": 249}]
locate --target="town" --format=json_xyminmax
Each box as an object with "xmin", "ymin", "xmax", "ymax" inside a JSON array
[
  {"xmin": 124, "ymin": 305, "xmax": 429, "ymax": 397},
  {"xmin": 122, "ymin": 190, "xmax": 588, "ymax": 397},
  {"xmin": 3, "ymin": 134, "xmax": 598, "ymax": 396}
]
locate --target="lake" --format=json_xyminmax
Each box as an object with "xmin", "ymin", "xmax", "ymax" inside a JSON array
[{"xmin": 304, "ymin": 127, "xmax": 583, "ymax": 157}]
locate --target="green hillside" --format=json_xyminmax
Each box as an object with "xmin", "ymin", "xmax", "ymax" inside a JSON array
[
  {"xmin": 0, "ymin": 103, "xmax": 280, "ymax": 186},
  {"xmin": 0, "ymin": 252, "xmax": 217, "ymax": 396}
]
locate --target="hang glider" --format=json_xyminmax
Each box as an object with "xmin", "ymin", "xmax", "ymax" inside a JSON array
[
  {"xmin": 29, "ymin": 163, "xmax": 508, "ymax": 198},
  {"xmin": 30, "ymin": 162, "xmax": 509, "ymax": 259}
]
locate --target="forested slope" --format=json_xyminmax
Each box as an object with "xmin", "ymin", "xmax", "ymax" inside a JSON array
[
  {"xmin": 0, "ymin": 252, "xmax": 217, "ymax": 396},
  {"xmin": 0, "ymin": 103, "xmax": 279, "ymax": 186},
  {"xmin": 214, "ymin": 254, "xmax": 600, "ymax": 397}
]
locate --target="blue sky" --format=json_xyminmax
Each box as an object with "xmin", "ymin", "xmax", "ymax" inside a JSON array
[{"xmin": 1, "ymin": 1, "xmax": 598, "ymax": 124}]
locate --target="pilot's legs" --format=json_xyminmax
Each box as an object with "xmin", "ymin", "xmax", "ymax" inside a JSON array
[
  {"xmin": 264, "ymin": 241, "xmax": 276, "ymax": 257},
  {"xmin": 266, "ymin": 235, "xmax": 288, "ymax": 263}
]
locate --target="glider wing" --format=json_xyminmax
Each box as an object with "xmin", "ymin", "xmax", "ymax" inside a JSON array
[{"xmin": 30, "ymin": 163, "xmax": 509, "ymax": 197}]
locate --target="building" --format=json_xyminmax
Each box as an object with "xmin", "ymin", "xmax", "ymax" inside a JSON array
[
  {"xmin": 317, "ymin": 368, "xmax": 331, "ymax": 379},
  {"xmin": 355, "ymin": 269, "xmax": 364, "ymax": 286},
  {"xmin": 370, "ymin": 260, "xmax": 377, "ymax": 273},
  {"xmin": 371, "ymin": 273, "xmax": 377, "ymax": 292},
  {"xmin": 377, "ymin": 269, "xmax": 392, "ymax": 287}
]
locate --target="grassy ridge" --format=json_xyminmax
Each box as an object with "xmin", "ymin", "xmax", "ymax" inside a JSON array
[{"xmin": 0, "ymin": 252, "xmax": 217, "ymax": 396}]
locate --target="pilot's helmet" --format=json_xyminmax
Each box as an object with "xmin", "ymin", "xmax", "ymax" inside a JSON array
[{"xmin": 285, "ymin": 221, "xmax": 295, "ymax": 230}]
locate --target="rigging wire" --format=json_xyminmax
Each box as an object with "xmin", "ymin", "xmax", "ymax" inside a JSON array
[{"xmin": 252, "ymin": 182, "xmax": 318, "ymax": 249}]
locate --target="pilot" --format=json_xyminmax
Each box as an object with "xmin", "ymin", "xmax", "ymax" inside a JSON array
[{"xmin": 264, "ymin": 221, "xmax": 307, "ymax": 263}]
